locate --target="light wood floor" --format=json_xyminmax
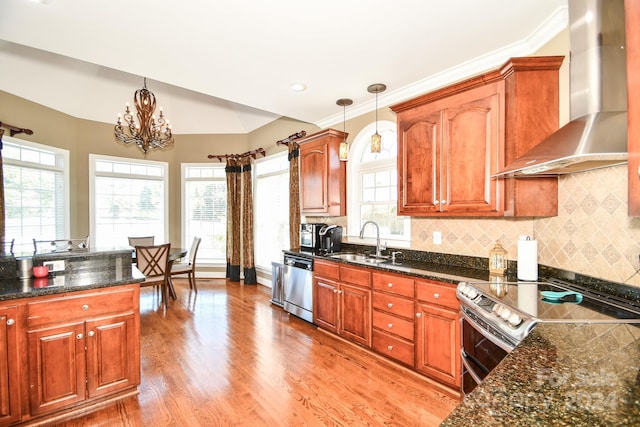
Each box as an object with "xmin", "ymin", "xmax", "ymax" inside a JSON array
[{"xmin": 58, "ymin": 279, "xmax": 458, "ymax": 426}]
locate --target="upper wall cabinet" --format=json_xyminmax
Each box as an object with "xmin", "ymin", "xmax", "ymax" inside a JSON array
[
  {"xmin": 391, "ymin": 56, "xmax": 564, "ymax": 217},
  {"xmin": 298, "ymin": 129, "xmax": 348, "ymax": 216},
  {"xmin": 626, "ymin": 0, "xmax": 640, "ymax": 216}
]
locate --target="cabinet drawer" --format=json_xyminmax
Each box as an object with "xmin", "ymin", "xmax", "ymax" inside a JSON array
[
  {"xmin": 372, "ymin": 292, "xmax": 414, "ymax": 319},
  {"xmin": 372, "ymin": 330, "xmax": 414, "ymax": 366},
  {"xmin": 415, "ymin": 280, "xmax": 458, "ymax": 310},
  {"xmin": 314, "ymin": 260, "xmax": 339, "ymax": 280},
  {"xmin": 28, "ymin": 286, "xmax": 137, "ymax": 327},
  {"xmin": 372, "ymin": 272, "xmax": 414, "ymax": 298},
  {"xmin": 340, "ymin": 265, "xmax": 371, "ymax": 288},
  {"xmin": 372, "ymin": 310, "xmax": 414, "ymax": 341}
]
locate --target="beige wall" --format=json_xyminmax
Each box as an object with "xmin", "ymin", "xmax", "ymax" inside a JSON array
[{"xmin": 3, "ymin": 27, "xmax": 638, "ymax": 287}]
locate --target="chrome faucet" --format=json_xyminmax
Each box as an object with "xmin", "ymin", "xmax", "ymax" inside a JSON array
[{"xmin": 359, "ymin": 221, "xmax": 386, "ymax": 258}]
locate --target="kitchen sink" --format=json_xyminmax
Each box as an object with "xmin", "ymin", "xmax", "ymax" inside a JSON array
[{"xmin": 329, "ymin": 253, "xmax": 388, "ymax": 264}]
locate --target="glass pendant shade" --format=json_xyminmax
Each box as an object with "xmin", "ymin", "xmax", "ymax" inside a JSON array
[
  {"xmin": 336, "ymin": 98, "xmax": 353, "ymax": 162},
  {"xmin": 367, "ymin": 83, "xmax": 386, "ymax": 155},
  {"xmin": 370, "ymin": 132, "xmax": 382, "ymax": 153},
  {"xmin": 339, "ymin": 140, "xmax": 349, "ymax": 161}
]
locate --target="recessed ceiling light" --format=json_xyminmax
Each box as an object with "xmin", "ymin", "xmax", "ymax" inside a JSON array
[{"xmin": 290, "ymin": 83, "xmax": 307, "ymax": 92}]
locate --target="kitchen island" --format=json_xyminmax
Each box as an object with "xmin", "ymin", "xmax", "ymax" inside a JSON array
[{"xmin": 0, "ymin": 247, "xmax": 144, "ymax": 426}]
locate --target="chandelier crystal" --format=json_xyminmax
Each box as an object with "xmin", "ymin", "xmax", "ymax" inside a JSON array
[{"xmin": 115, "ymin": 78, "xmax": 174, "ymax": 153}]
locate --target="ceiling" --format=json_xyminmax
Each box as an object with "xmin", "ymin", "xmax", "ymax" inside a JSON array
[{"xmin": 0, "ymin": 0, "xmax": 568, "ymax": 135}]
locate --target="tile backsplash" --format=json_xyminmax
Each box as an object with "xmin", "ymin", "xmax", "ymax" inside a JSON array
[{"xmin": 409, "ymin": 165, "xmax": 640, "ymax": 287}]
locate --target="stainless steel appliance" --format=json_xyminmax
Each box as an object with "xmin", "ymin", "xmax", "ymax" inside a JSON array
[
  {"xmin": 319, "ymin": 225, "xmax": 342, "ymax": 253},
  {"xmin": 270, "ymin": 261, "xmax": 284, "ymax": 307},
  {"xmin": 283, "ymin": 253, "xmax": 314, "ymax": 323},
  {"xmin": 299, "ymin": 223, "xmax": 326, "ymax": 251},
  {"xmin": 457, "ymin": 279, "xmax": 640, "ymax": 394}
]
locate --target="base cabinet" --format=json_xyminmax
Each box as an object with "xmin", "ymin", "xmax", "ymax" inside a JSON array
[
  {"xmin": 313, "ymin": 260, "xmax": 371, "ymax": 348},
  {"xmin": 1, "ymin": 284, "xmax": 140, "ymax": 425},
  {"xmin": 0, "ymin": 305, "xmax": 20, "ymax": 425},
  {"xmin": 415, "ymin": 280, "xmax": 461, "ymax": 389}
]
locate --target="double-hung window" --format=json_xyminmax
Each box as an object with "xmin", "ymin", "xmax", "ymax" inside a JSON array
[
  {"xmin": 181, "ymin": 164, "xmax": 227, "ymax": 264},
  {"xmin": 253, "ymin": 152, "xmax": 289, "ymax": 270},
  {"xmin": 90, "ymin": 155, "xmax": 168, "ymax": 247},
  {"xmin": 2, "ymin": 137, "xmax": 69, "ymax": 250}
]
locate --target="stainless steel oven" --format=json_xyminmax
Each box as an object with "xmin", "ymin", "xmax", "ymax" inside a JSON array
[{"xmin": 457, "ymin": 279, "xmax": 640, "ymax": 395}]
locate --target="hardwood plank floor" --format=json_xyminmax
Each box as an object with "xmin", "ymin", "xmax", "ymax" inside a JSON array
[{"xmin": 57, "ymin": 279, "xmax": 458, "ymax": 426}]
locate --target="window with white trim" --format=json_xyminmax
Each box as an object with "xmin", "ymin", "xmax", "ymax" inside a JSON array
[
  {"xmin": 181, "ymin": 164, "xmax": 227, "ymax": 264},
  {"xmin": 90, "ymin": 155, "xmax": 168, "ymax": 247},
  {"xmin": 254, "ymin": 152, "xmax": 289, "ymax": 270},
  {"xmin": 2, "ymin": 136, "xmax": 69, "ymax": 250},
  {"xmin": 347, "ymin": 121, "xmax": 410, "ymax": 244}
]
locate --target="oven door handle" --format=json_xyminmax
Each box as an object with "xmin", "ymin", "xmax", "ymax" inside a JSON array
[
  {"xmin": 460, "ymin": 350, "xmax": 485, "ymax": 385},
  {"xmin": 461, "ymin": 349, "xmax": 490, "ymax": 375},
  {"xmin": 460, "ymin": 309, "xmax": 516, "ymax": 353}
]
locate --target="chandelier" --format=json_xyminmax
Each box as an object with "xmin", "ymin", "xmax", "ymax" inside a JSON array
[{"xmin": 114, "ymin": 78, "xmax": 174, "ymax": 153}]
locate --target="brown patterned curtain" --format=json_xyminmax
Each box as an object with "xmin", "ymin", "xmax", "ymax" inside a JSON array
[
  {"xmin": 240, "ymin": 157, "xmax": 257, "ymax": 284},
  {"xmin": 288, "ymin": 141, "xmax": 300, "ymax": 250},
  {"xmin": 225, "ymin": 158, "xmax": 241, "ymax": 282}
]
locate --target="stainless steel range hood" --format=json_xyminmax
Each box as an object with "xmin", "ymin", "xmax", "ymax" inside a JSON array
[{"xmin": 495, "ymin": 0, "xmax": 627, "ymax": 177}]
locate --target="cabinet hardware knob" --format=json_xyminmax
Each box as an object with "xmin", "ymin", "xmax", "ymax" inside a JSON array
[
  {"xmin": 81, "ymin": 304, "xmax": 89, "ymax": 310},
  {"xmin": 87, "ymin": 331, "xmax": 95, "ymax": 337},
  {"xmin": 416, "ymin": 313, "xmax": 422, "ymax": 318},
  {"xmin": 387, "ymin": 303, "xmax": 393, "ymax": 308},
  {"xmin": 433, "ymin": 293, "xmax": 439, "ymax": 299},
  {"xmin": 388, "ymin": 323, "xmax": 393, "ymax": 328},
  {"xmin": 76, "ymin": 333, "xmax": 84, "ymax": 340},
  {"xmin": 387, "ymin": 345, "xmax": 394, "ymax": 351},
  {"xmin": 6, "ymin": 318, "xmax": 15, "ymax": 326},
  {"xmin": 338, "ymin": 290, "xmax": 343, "ymax": 294},
  {"xmin": 441, "ymin": 200, "xmax": 446, "ymax": 204},
  {"xmin": 434, "ymin": 200, "xmax": 439, "ymax": 205},
  {"xmin": 387, "ymin": 283, "xmax": 393, "ymax": 288}
]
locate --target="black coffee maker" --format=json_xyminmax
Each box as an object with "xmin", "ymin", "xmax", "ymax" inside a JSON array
[{"xmin": 319, "ymin": 225, "xmax": 342, "ymax": 253}]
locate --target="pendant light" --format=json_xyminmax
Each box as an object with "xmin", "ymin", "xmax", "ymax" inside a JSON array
[
  {"xmin": 367, "ymin": 83, "xmax": 386, "ymax": 153},
  {"xmin": 336, "ymin": 98, "xmax": 353, "ymax": 161}
]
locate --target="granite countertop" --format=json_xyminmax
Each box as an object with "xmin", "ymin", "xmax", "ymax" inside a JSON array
[
  {"xmin": 0, "ymin": 267, "xmax": 145, "ymax": 300},
  {"xmin": 0, "ymin": 247, "xmax": 144, "ymax": 300},
  {"xmin": 285, "ymin": 246, "xmax": 640, "ymax": 425},
  {"xmin": 441, "ymin": 322, "xmax": 640, "ymax": 426}
]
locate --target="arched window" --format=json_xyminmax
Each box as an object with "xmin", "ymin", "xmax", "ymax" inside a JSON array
[{"xmin": 347, "ymin": 121, "xmax": 410, "ymax": 245}]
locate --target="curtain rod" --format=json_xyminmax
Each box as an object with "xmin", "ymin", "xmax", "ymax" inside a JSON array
[
  {"xmin": 276, "ymin": 130, "xmax": 306, "ymax": 146},
  {"xmin": 207, "ymin": 148, "xmax": 266, "ymax": 162},
  {"xmin": 0, "ymin": 120, "xmax": 34, "ymax": 138}
]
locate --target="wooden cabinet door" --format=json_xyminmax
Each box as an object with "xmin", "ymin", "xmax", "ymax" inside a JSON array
[
  {"xmin": 440, "ymin": 84, "xmax": 503, "ymax": 215},
  {"xmin": 28, "ymin": 321, "xmax": 86, "ymax": 415},
  {"xmin": 86, "ymin": 312, "xmax": 139, "ymax": 399},
  {"xmin": 313, "ymin": 277, "xmax": 339, "ymax": 333},
  {"xmin": 300, "ymin": 138, "xmax": 329, "ymax": 213},
  {"xmin": 0, "ymin": 306, "xmax": 20, "ymax": 425},
  {"xmin": 339, "ymin": 283, "xmax": 371, "ymax": 347},
  {"xmin": 415, "ymin": 302, "xmax": 461, "ymax": 389},
  {"xmin": 398, "ymin": 109, "xmax": 441, "ymax": 215}
]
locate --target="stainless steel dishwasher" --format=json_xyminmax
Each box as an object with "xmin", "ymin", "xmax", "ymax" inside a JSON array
[{"xmin": 283, "ymin": 253, "xmax": 313, "ymax": 323}]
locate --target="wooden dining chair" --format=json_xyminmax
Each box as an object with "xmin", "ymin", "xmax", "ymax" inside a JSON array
[
  {"xmin": 170, "ymin": 237, "xmax": 201, "ymax": 292},
  {"xmin": 135, "ymin": 243, "xmax": 171, "ymax": 309},
  {"xmin": 128, "ymin": 236, "xmax": 155, "ymax": 247}
]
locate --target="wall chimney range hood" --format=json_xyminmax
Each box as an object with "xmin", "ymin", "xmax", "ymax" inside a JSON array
[{"xmin": 495, "ymin": 0, "xmax": 627, "ymax": 177}]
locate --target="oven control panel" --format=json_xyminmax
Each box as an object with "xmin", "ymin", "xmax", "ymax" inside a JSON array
[{"xmin": 457, "ymin": 281, "xmax": 535, "ymax": 344}]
